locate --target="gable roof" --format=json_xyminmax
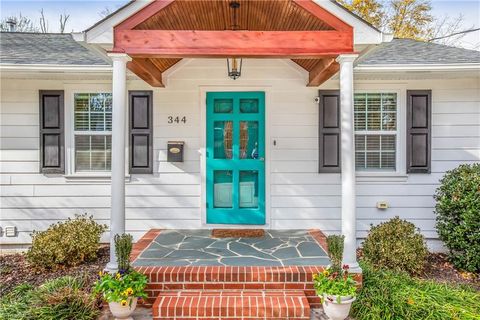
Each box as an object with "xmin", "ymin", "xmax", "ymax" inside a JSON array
[
  {"xmin": 357, "ymin": 38, "xmax": 480, "ymax": 66},
  {"xmin": 0, "ymin": 32, "xmax": 109, "ymax": 66}
]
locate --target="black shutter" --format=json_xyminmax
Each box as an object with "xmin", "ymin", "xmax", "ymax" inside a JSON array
[
  {"xmin": 129, "ymin": 91, "xmax": 153, "ymax": 174},
  {"xmin": 39, "ymin": 90, "xmax": 64, "ymax": 174},
  {"xmin": 407, "ymin": 90, "xmax": 432, "ymax": 173},
  {"xmin": 319, "ymin": 90, "xmax": 341, "ymax": 173}
]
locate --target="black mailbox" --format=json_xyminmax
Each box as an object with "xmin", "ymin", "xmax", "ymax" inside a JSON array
[{"xmin": 167, "ymin": 141, "xmax": 184, "ymax": 162}]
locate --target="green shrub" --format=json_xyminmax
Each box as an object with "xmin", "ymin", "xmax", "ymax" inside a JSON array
[
  {"xmin": 362, "ymin": 217, "xmax": 428, "ymax": 275},
  {"xmin": 326, "ymin": 234, "xmax": 344, "ymax": 275},
  {"xmin": 27, "ymin": 214, "xmax": 107, "ymax": 269},
  {"xmin": 352, "ymin": 263, "xmax": 480, "ymax": 320},
  {"xmin": 0, "ymin": 277, "xmax": 99, "ymax": 320},
  {"xmin": 434, "ymin": 163, "xmax": 480, "ymax": 273},
  {"xmin": 115, "ymin": 233, "xmax": 133, "ymax": 272}
]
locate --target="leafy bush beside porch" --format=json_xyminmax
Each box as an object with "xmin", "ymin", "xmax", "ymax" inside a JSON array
[{"xmin": 434, "ymin": 163, "xmax": 480, "ymax": 273}]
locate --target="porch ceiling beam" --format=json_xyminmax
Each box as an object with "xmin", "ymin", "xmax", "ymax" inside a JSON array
[
  {"xmin": 116, "ymin": 0, "xmax": 175, "ymax": 30},
  {"xmin": 309, "ymin": 61, "xmax": 340, "ymax": 87},
  {"xmin": 307, "ymin": 58, "xmax": 339, "ymax": 87},
  {"xmin": 113, "ymin": 30, "xmax": 354, "ymax": 58},
  {"xmin": 127, "ymin": 58, "xmax": 164, "ymax": 87},
  {"xmin": 293, "ymin": 0, "xmax": 353, "ymax": 32}
]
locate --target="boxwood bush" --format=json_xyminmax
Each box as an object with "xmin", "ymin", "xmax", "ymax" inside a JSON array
[
  {"xmin": 434, "ymin": 163, "xmax": 480, "ymax": 273},
  {"xmin": 27, "ymin": 214, "xmax": 107, "ymax": 269},
  {"xmin": 362, "ymin": 217, "xmax": 428, "ymax": 275}
]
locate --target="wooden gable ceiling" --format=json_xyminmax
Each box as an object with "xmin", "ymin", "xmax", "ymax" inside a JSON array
[
  {"xmin": 134, "ymin": 0, "xmax": 335, "ymax": 31},
  {"xmin": 120, "ymin": 0, "xmax": 348, "ymax": 87}
]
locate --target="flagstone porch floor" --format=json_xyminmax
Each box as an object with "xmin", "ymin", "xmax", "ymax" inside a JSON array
[{"xmin": 131, "ymin": 229, "xmax": 330, "ymax": 267}]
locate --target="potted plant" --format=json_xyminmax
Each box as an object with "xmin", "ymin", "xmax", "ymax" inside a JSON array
[
  {"xmin": 313, "ymin": 235, "xmax": 357, "ymax": 320},
  {"xmin": 94, "ymin": 234, "xmax": 148, "ymax": 320}
]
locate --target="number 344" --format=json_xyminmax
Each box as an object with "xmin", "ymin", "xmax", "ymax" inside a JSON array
[{"xmin": 168, "ymin": 116, "xmax": 187, "ymax": 124}]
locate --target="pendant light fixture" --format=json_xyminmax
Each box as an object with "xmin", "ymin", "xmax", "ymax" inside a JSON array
[{"xmin": 227, "ymin": 1, "xmax": 242, "ymax": 80}]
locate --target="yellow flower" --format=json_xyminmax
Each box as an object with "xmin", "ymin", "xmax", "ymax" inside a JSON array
[
  {"xmin": 116, "ymin": 273, "xmax": 121, "ymax": 280},
  {"xmin": 120, "ymin": 300, "xmax": 128, "ymax": 307},
  {"xmin": 407, "ymin": 298, "xmax": 415, "ymax": 305},
  {"xmin": 124, "ymin": 288, "xmax": 134, "ymax": 296},
  {"xmin": 98, "ymin": 271, "xmax": 103, "ymax": 277},
  {"xmin": 322, "ymin": 270, "xmax": 330, "ymax": 277}
]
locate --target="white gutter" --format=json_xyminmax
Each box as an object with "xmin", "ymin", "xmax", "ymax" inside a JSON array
[
  {"xmin": 0, "ymin": 64, "xmax": 112, "ymax": 72},
  {"xmin": 355, "ymin": 63, "xmax": 480, "ymax": 72}
]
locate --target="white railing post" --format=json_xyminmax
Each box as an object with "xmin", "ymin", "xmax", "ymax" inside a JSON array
[
  {"xmin": 106, "ymin": 53, "xmax": 130, "ymax": 272},
  {"xmin": 337, "ymin": 54, "xmax": 361, "ymax": 273}
]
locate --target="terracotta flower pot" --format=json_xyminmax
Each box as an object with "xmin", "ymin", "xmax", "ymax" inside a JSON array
[
  {"xmin": 322, "ymin": 294, "xmax": 356, "ymax": 320},
  {"xmin": 108, "ymin": 297, "xmax": 138, "ymax": 320}
]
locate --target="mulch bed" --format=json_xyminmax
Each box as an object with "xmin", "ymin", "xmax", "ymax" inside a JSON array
[
  {"xmin": 0, "ymin": 246, "xmax": 109, "ymax": 296},
  {"xmin": 421, "ymin": 252, "xmax": 479, "ymax": 290}
]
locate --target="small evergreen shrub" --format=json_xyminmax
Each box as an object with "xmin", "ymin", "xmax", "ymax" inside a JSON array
[
  {"xmin": 115, "ymin": 233, "xmax": 133, "ymax": 272},
  {"xmin": 27, "ymin": 214, "xmax": 107, "ymax": 269},
  {"xmin": 434, "ymin": 163, "xmax": 480, "ymax": 273},
  {"xmin": 352, "ymin": 263, "xmax": 480, "ymax": 320},
  {"xmin": 362, "ymin": 217, "xmax": 427, "ymax": 274},
  {"xmin": 326, "ymin": 235, "xmax": 344, "ymax": 273}
]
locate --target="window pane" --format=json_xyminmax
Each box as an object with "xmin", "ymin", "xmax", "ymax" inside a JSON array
[
  {"xmin": 90, "ymin": 112, "xmax": 105, "ymax": 131},
  {"xmin": 382, "ymin": 93, "xmax": 397, "ymax": 111},
  {"xmin": 239, "ymin": 171, "xmax": 259, "ymax": 208},
  {"xmin": 367, "ymin": 112, "xmax": 381, "ymax": 130},
  {"xmin": 355, "ymin": 135, "xmax": 396, "ymax": 171},
  {"xmin": 75, "ymin": 135, "xmax": 111, "ymax": 172},
  {"xmin": 214, "ymin": 170, "xmax": 233, "ymax": 208},
  {"xmin": 367, "ymin": 93, "xmax": 381, "ymax": 112},
  {"xmin": 214, "ymin": 99, "xmax": 233, "ymax": 113},
  {"xmin": 382, "ymin": 112, "xmax": 396, "ymax": 131},
  {"xmin": 74, "ymin": 93, "xmax": 89, "ymax": 112},
  {"xmin": 354, "ymin": 112, "xmax": 366, "ymax": 130},
  {"xmin": 74, "ymin": 112, "xmax": 89, "ymax": 131},
  {"xmin": 214, "ymin": 121, "xmax": 232, "ymax": 159},
  {"xmin": 90, "ymin": 94, "xmax": 105, "ymax": 112},
  {"xmin": 354, "ymin": 94, "xmax": 366, "ymax": 112},
  {"xmin": 240, "ymin": 99, "xmax": 259, "ymax": 113},
  {"xmin": 240, "ymin": 121, "xmax": 259, "ymax": 159}
]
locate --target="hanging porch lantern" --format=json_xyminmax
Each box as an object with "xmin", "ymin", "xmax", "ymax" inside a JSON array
[
  {"xmin": 226, "ymin": 1, "xmax": 242, "ymax": 80},
  {"xmin": 227, "ymin": 57, "xmax": 242, "ymax": 80}
]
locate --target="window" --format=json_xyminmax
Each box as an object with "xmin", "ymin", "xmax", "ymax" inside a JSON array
[
  {"xmin": 74, "ymin": 93, "xmax": 112, "ymax": 172},
  {"xmin": 354, "ymin": 93, "xmax": 397, "ymax": 171}
]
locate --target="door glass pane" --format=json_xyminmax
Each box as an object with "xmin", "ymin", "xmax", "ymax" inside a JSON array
[
  {"xmin": 214, "ymin": 121, "xmax": 232, "ymax": 159},
  {"xmin": 240, "ymin": 99, "xmax": 259, "ymax": 113},
  {"xmin": 240, "ymin": 121, "xmax": 259, "ymax": 159},
  {"xmin": 214, "ymin": 170, "xmax": 233, "ymax": 208},
  {"xmin": 214, "ymin": 99, "xmax": 233, "ymax": 113},
  {"xmin": 239, "ymin": 171, "xmax": 259, "ymax": 208}
]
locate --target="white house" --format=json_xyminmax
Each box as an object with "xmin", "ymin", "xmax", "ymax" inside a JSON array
[{"xmin": 1, "ymin": 0, "xmax": 479, "ymax": 274}]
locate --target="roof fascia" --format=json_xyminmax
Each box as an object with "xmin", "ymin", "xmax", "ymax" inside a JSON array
[
  {"xmin": 0, "ymin": 64, "xmax": 112, "ymax": 72},
  {"xmin": 84, "ymin": 1, "xmax": 150, "ymax": 44},
  {"xmin": 355, "ymin": 63, "xmax": 480, "ymax": 71}
]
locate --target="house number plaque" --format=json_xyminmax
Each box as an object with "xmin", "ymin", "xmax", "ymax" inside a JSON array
[{"xmin": 168, "ymin": 116, "xmax": 187, "ymax": 124}]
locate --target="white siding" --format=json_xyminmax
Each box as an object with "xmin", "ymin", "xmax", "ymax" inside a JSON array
[{"xmin": 1, "ymin": 59, "xmax": 479, "ymax": 250}]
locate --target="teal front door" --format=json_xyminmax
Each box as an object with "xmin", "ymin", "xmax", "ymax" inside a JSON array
[{"xmin": 206, "ymin": 92, "xmax": 265, "ymax": 225}]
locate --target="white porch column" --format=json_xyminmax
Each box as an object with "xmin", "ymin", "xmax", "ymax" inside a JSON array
[
  {"xmin": 106, "ymin": 53, "xmax": 130, "ymax": 272},
  {"xmin": 337, "ymin": 54, "xmax": 361, "ymax": 273}
]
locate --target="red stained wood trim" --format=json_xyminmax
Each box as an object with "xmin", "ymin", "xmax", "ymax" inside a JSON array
[
  {"xmin": 115, "ymin": 0, "xmax": 175, "ymax": 30},
  {"xmin": 309, "ymin": 61, "xmax": 339, "ymax": 86},
  {"xmin": 114, "ymin": 30, "xmax": 354, "ymax": 58},
  {"xmin": 127, "ymin": 58, "xmax": 164, "ymax": 87},
  {"xmin": 307, "ymin": 58, "xmax": 336, "ymax": 87},
  {"xmin": 293, "ymin": 0, "xmax": 353, "ymax": 32}
]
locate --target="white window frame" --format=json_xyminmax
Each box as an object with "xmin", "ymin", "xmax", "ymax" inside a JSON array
[
  {"xmin": 354, "ymin": 88, "xmax": 406, "ymax": 179},
  {"xmin": 64, "ymin": 84, "xmax": 129, "ymax": 180}
]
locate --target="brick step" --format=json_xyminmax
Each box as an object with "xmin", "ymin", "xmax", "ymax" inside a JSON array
[
  {"xmin": 153, "ymin": 290, "xmax": 311, "ymax": 320},
  {"xmin": 137, "ymin": 266, "xmax": 324, "ymax": 307}
]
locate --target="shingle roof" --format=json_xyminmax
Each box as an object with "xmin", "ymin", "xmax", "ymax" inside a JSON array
[
  {"xmin": 357, "ymin": 38, "xmax": 480, "ymax": 65},
  {"xmin": 0, "ymin": 32, "xmax": 110, "ymax": 66}
]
